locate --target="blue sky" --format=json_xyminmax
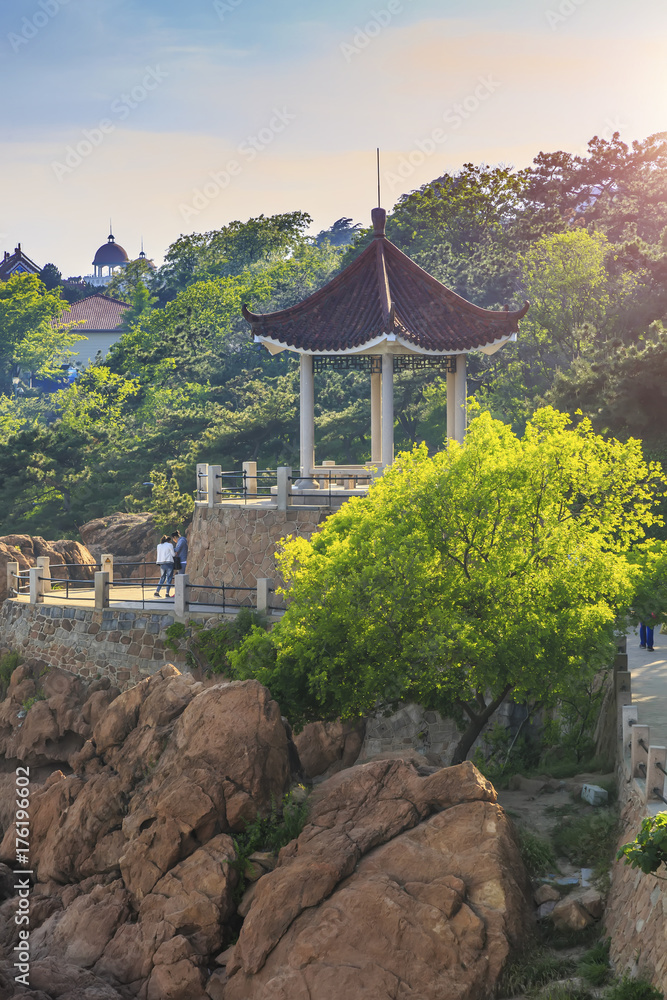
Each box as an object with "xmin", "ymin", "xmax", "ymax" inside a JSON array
[{"xmin": 1, "ymin": 0, "xmax": 666, "ymax": 275}]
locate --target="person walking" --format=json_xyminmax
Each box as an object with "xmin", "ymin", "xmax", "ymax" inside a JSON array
[
  {"xmin": 640, "ymin": 614, "xmax": 657, "ymax": 652},
  {"xmin": 154, "ymin": 534, "xmax": 175, "ymax": 598},
  {"xmin": 171, "ymin": 530, "xmax": 188, "ymax": 575}
]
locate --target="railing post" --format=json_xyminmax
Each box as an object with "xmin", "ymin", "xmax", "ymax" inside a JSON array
[
  {"xmin": 242, "ymin": 461, "xmax": 257, "ymax": 497},
  {"xmin": 622, "ymin": 704, "xmax": 639, "ymax": 756},
  {"xmin": 174, "ymin": 573, "xmax": 188, "ymax": 618},
  {"xmin": 36, "ymin": 556, "xmax": 51, "ymax": 593},
  {"xmin": 256, "ymin": 578, "xmax": 272, "ymax": 614},
  {"xmin": 6, "ymin": 561, "xmax": 18, "ymax": 596},
  {"xmin": 94, "ymin": 571, "xmax": 109, "ymax": 609},
  {"xmin": 646, "ymin": 746, "xmax": 667, "ymax": 802},
  {"xmin": 630, "ymin": 724, "xmax": 650, "ymax": 778},
  {"xmin": 29, "ymin": 566, "xmax": 43, "ymax": 605},
  {"xmin": 101, "ymin": 553, "xmax": 113, "ymax": 581},
  {"xmin": 277, "ymin": 466, "xmax": 292, "ymax": 511},
  {"xmin": 208, "ymin": 465, "xmax": 222, "ymax": 507},
  {"xmin": 197, "ymin": 462, "xmax": 209, "ymax": 504}
]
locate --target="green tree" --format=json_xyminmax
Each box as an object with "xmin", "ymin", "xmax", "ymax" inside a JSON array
[
  {"xmin": 0, "ymin": 274, "xmax": 83, "ymax": 392},
  {"xmin": 229, "ymin": 408, "xmax": 664, "ymax": 760}
]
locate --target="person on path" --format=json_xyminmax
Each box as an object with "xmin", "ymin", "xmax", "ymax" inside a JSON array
[
  {"xmin": 154, "ymin": 534, "xmax": 175, "ymax": 598},
  {"xmin": 640, "ymin": 615, "xmax": 657, "ymax": 652},
  {"xmin": 172, "ymin": 530, "xmax": 188, "ymax": 575}
]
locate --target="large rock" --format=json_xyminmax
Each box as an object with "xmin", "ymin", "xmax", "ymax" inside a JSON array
[
  {"xmin": 0, "ymin": 665, "xmax": 120, "ymax": 771},
  {"xmin": 223, "ymin": 760, "xmax": 532, "ymax": 999},
  {"xmin": 293, "ymin": 718, "xmax": 365, "ymax": 780},
  {"xmin": 0, "ymin": 535, "xmax": 95, "ymax": 602},
  {"xmin": 79, "ymin": 513, "xmax": 160, "ymax": 580}
]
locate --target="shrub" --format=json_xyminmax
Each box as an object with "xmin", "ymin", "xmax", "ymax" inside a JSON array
[
  {"xmin": 617, "ymin": 812, "xmax": 667, "ymax": 878},
  {"xmin": 0, "ymin": 651, "xmax": 22, "ymax": 697},
  {"xmin": 231, "ymin": 789, "xmax": 310, "ymax": 901},
  {"xmin": 552, "ymin": 810, "xmax": 618, "ymax": 868},
  {"xmin": 605, "ymin": 977, "xmax": 663, "ymax": 1000},
  {"xmin": 519, "ymin": 828, "xmax": 557, "ymax": 878},
  {"xmin": 197, "ymin": 607, "xmax": 267, "ymax": 675},
  {"xmin": 577, "ymin": 938, "xmax": 611, "ymax": 986},
  {"xmin": 499, "ymin": 950, "xmax": 576, "ymax": 996}
]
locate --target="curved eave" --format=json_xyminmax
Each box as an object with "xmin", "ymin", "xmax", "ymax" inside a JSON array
[{"xmin": 254, "ymin": 329, "xmax": 517, "ymax": 357}]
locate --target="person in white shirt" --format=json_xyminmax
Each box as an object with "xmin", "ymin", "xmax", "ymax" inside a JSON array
[{"xmin": 154, "ymin": 535, "xmax": 175, "ymax": 598}]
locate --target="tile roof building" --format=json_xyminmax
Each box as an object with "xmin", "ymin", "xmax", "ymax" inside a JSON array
[
  {"xmin": 244, "ymin": 207, "xmax": 528, "ymax": 474},
  {"xmin": 60, "ymin": 293, "xmax": 130, "ymax": 366},
  {"xmin": 0, "ymin": 244, "xmax": 41, "ymax": 280}
]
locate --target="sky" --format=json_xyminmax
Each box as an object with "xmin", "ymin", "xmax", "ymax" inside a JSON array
[{"xmin": 1, "ymin": 0, "xmax": 666, "ymax": 277}]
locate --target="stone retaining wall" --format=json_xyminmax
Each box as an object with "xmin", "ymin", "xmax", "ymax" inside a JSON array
[
  {"xmin": 606, "ymin": 766, "xmax": 667, "ymax": 990},
  {"xmin": 187, "ymin": 505, "xmax": 329, "ymax": 607},
  {"xmin": 0, "ymin": 600, "xmax": 193, "ymax": 690}
]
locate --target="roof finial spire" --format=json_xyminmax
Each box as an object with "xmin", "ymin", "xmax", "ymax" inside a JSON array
[{"xmin": 108, "ymin": 219, "xmax": 115, "ymax": 243}]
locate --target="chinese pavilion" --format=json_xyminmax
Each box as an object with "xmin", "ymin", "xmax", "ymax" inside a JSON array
[{"xmin": 243, "ymin": 207, "xmax": 528, "ymax": 480}]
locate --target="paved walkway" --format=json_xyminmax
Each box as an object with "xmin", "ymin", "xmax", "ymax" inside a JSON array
[
  {"xmin": 13, "ymin": 587, "xmax": 235, "ymax": 616},
  {"xmin": 627, "ymin": 625, "xmax": 667, "ymax": 749}
]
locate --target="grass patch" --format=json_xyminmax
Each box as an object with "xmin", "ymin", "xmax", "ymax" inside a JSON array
[
  {"xmin": 605, "ymin": 978, "xmax": 663, "ymax": 1000},
  {"xmin": 552, "ymin": 810, "xmax": 618, "ymax": 868},
  {"xmin": 519, "ymin": 828, "xmax": 557, "ymax": 878},
  {"xmin": 231, "ymin": 788, "xmax": 310, "ymax": 903},
  {"xmin": 539, "ymin": 985, "xmax": 594, "ymax": 1000},
  {"xmin": 0, "ymin": 650, "xmax": 22, "ymax": 697},
  {"xmin": 537, "ymin": 921, "xmax": 602, "ymax": 952},
  {"xmin": 499, "ymin": 950, "xmax": 576, "ymax": 997},
  {"xmin": 577, "ymin": 938, "xmax": 611, "ymax": 987}
]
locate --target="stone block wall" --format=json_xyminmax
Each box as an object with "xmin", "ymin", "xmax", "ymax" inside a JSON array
[
  {"xmin": 605, "ymin": 766, "xmax": 667, "ymax": 990},
  {"xmin": 0, "ymin": 601, "xmax": 193, "ymax": 690},
  {"xmin": 357, "ymin": 703, "xmax": 462, "ymax": 764},
  {"xmin": 187, "ymin": 504, "xmax": 329, "ymax": 607}
]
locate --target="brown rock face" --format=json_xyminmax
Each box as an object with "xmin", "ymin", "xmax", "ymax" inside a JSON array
[
  {"xmin": 224, "ymin": 760, "xmax": 532, "ymax": 999},
  {"xmin": 79, "ymin": 512, "xmax": 160, "ymax": 580},
  {"xmin": 293, "ymin": 718, "xmax": 365, "ymax": 780},
  {"xmin": 0, "ymin": 665, "xmax": 532, "ymax": 1000},
  {"xmin": 0, "ymin": 534, "xmax": 95, "ymax": 602}
]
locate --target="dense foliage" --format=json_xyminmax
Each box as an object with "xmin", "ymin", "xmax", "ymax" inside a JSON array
[
  {"xmin": 2, "ymin": 131, "xmax": 667, "ymax": 540},
  {"xmin": 226, "ymin": 408, "xmax": 665, "ymax": 759}
]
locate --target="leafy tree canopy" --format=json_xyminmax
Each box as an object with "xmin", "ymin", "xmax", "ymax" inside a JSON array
[
  {"xmin": 228, "ymin": 407, "xmax": 664, "ymax": 760},
  {"xmin": 0, "ymin": 273, "xmax": 84, "ymax": 392}
]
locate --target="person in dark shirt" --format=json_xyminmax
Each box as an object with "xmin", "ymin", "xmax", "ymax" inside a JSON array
[{"xmin": 171, "ymin": 530, "xmax": 188, "ymax": 575}]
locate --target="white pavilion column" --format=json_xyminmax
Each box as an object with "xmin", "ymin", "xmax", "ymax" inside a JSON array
[
  {"xmin": 381, "ymin": 353, "xmax": 394, "ymax": 466},
  {"xmin": 446, "ymin": 360, "xmax": 456, "ymax": 444},
  {"xmin": 454, "ymin": 354, "xmax": 467, "ymax": 444},
  {"xmin": 370, "ymin": 370, "xmax": 382, "ymax": 463},
  {"xmin": 299, "ymin": 353, "xmax": 315, "ymax": 477}
]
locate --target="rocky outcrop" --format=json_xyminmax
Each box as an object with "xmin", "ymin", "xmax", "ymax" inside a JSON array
[
  {"xmin": 293, "ymin": 718, "xmax": 365, "ymax": 780},
  {"xmin": 0, "ymin": 535, "xmax": 95, "ymax": 603},
  {"xmin": 223, "ymin": 759, "xmax": 532, "ymax": 999},
  {"xmin": 79, "ymin": 513, "xmax": 160, "ymax": 580},
  {"xmin": 0, "ymin": 664, "xmax": 532, "ymax": 1000}
]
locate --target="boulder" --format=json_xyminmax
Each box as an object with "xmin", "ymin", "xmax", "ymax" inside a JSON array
[
  {"xmin": 293, "ymin": 718, "xmax": 365, "ymax": 780},
  {"xmin": 0, "ymin": 534, "xmax": 96, "ymax": 602},
  {"xmin": 534, "ymin": 883, "xmax": 561, "ymax": 905},
  {"xmin": 224, "ymin": 760, "xmax": 532, "ymax": 999},
  {"xmin": 79, "ymin": 513, "xmax": 160, "ymax": 581},
  {"xmin": 551, "ymin": 896, "xmax": 596, "ymax": 931}
]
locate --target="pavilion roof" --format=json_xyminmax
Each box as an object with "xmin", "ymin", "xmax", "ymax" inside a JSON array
[{"xmin": 243, "ymin": 208, "xmax": 529, "ymax": 356}]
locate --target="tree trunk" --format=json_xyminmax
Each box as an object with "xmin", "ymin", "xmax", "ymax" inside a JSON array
[{"xmin": 450, "ymin": 684, "xmax": 513, "ymax": 765}]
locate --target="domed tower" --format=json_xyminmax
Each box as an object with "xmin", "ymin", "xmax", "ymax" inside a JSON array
[{"xmin": 92, "ymin": 229, "xmax": 129, "ymax": 281}]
